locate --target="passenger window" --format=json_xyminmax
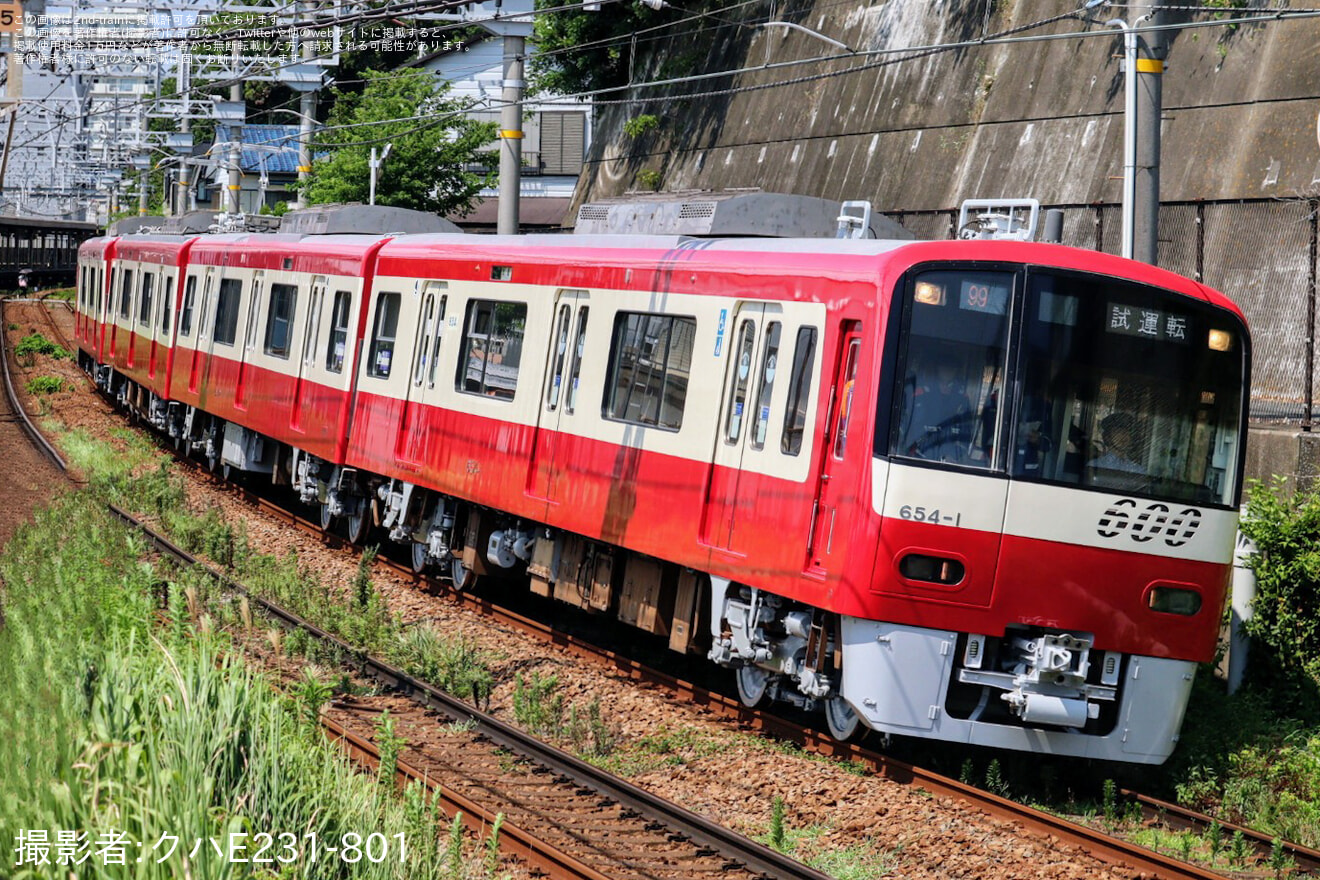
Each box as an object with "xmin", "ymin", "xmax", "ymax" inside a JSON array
[
  {"xmin": 724, "ymin": 318, "xmax": 756, "ymax": 444},
  {"xmin": 547, "ymin": 304, "xmax": 572, "ymax": 410},
  {"xmin": 245, "ymin": 280, "xmax": 263, "ymax": 353},
  {"xmin": 212, "ymin": 278, "xmax": 243, "ymax": 346},
  {"xmin": 368, "ymin": 292, "xmax": 401, "ymax": 378},
  {"xmin": 781, "ymin": 326, "xmax": 818, "ymax": 456},
  {"xmin": 426, "ymin": 294, "xmax": 448, "ymax": 387},
  {"xmin": 326, "ymin": 291, "xmax": 352, "ymax": 373},
  {"xmin": 138, "ymin": 274, "xmax": 154, "ymax": 326},
  {"xmin": 750, "ymin": 322, "xmax": 781, "ymax": 450},
  {"xmin": 457, "ymin": 299, "xmax": 527, "ymax": 401},
  {"xmin": 566, "ymin": 307, "xmax": 588, "ymax": 414},
  {"xmin": 264, "ymin": 283, "xmax": 298, "ymax": 358},
  {"xmin": 412, "ymin": 294, "xmax": 436, "ymax": 386},
  {"xmin": 180, "ymin": 276, "xmax": 198, "ymax": 337},
  {"xmin": 119, "ymin": 269, "xmax": 133, "ymax": 319},
  {"xmin": 160, "ymin": 276, "xmax": 173, "ymax": 334},
  {"xmin": 605, "ymin": 312, "xmax": 696, "ymax": 431}
]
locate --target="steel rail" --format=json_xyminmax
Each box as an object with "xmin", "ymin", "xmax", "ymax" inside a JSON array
[
  {"xmin": 322, "ymin": 715, "xmax": 618, "ymax": 880},
  {"xmin": 0, "ymin": 300, "xmax": 67, "ymax": 470},
  {"xmin": 105, "ymin": 503, "xmax": 835, "ymax": 880}
]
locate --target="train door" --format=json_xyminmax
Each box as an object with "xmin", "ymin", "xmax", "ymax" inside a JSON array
[
  {"xmin": 700, "ymin": 302, "xmax": 780, "ymax": 550},
  {"xmin": 234, "ymin": 270, "xmax": 264, "ymax": 409},
  {"xmin": 188, "ymin": 267, "xmax": 216, "ymax": 393},
  {"xmin": 805, "ymin": 321, "xmax": 864, "ymax": 573},
  {"xmin": 527, "ymin": 289, "xmax": 589, "ymax": 505},
  {"xmin": 290, "ymin": 275, "xmax": 326, "ymax": 433},
  {"xmin": 394, "ymin": 281, "xmax": 448, "ymax": 467}
]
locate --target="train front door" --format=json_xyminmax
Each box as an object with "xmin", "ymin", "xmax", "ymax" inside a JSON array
[
  {"xmin": 290, "ymin": 276, "xmax": 328, "ymax": 433},
  {"xmin": 701, "ymin": 301, "xmax": 783, "ymax": 552},
  {"xmin": 527, "ymin": 289, "xmax": 589, "ymax": 509}
]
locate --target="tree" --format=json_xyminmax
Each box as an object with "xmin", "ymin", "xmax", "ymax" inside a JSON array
[
  {"xmin": 530, "ymin": 1, "xmax": 688, "ymax": 95},
  {"xmin": 301, "ymin": 70, "xmax": 496, "ymax": 214}
]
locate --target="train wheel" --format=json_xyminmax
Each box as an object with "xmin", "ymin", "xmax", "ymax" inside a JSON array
[
  {"xmin": 824, "ymin": 695, "xmax": 860, "ymax": 742},
  {"xmin": 735, "ymin": 666, "xmax": 770, "ymax": 709},
  {"xmin": 449, "ymin": 555, "xmax": 476, "ymax": 591},
  {"xmin": 410, "ymin": 541, "xmax": 429, "ymax": 574},
  {"xmin": 319, "ymin": 502, "xmax": 333, "ymax": 531},
  {"xmin": 345, "ymin": 503, "xmax": 371, "ymax": 545}
]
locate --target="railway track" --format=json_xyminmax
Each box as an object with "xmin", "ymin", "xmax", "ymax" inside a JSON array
[
  {"xmin": 108, "ymin": 503, "xmax": 835, "ymax": 880},
  {"xmin": 10, "ymin": 299, "xmax": 1313, "ymax": 879}
]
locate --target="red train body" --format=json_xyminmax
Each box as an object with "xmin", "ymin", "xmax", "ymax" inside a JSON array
[{"xmin": 76, "ymin": 215, "xmax": 1250, "ymax": 764}]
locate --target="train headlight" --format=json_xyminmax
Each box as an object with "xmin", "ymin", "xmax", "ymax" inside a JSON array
[
  {"xmin": 1208, "ymin": 329, "xmax": 1234, "ymax": 352},
  {"xmin": 914, "ymin": 281, "xmax": 945, "ymax": 306},
  {"xmin": 1146, "ymin": 584, "xmax": 1203, "ymax": 616}
]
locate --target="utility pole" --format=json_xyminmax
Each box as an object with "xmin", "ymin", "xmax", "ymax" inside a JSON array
[
  {"xmin": 1134, "ymin": 2, "xmax": 1167, "ymax": 266},
  {"xmin": 228, "ymin": 41, "xmax": 243, "ymax": 215},
  {"xmin": 295, "ymin": 0, "xmax": 316, "ymax": 209},
  {"xmin": 1109, "ymin": 2, "xmax": 1166, "ymax": 266},
  {"xmin": 497, "ymin": 33, "xmax": 525, "ymax": 235}
]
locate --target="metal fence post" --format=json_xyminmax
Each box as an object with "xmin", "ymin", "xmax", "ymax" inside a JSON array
[{"xmin": 1094, "ymin": 203, "xmax": 1104, "ymax": 252}]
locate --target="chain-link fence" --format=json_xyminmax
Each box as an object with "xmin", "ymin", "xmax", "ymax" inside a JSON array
[{"xmin": 883, "ymin": 199, "xmax": 1320, "ymax": 425}]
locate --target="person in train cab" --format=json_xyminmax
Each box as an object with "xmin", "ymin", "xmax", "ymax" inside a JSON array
[
  {"xmin": 903, "ymin": 350, "xmax": 973, "ymax": 462},
  {"xmin": 1087, "ymin": 411, "xmax": 1149, "ymax": 488}
]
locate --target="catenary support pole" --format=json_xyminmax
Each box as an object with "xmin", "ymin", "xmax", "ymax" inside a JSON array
[
  {"xmin": 1133, "ymin": 2, "xmax": 1166, "ymax": 266},
  {"xmin": 497, "ymin": 34, "xmax": 525, "ymax": 235}
]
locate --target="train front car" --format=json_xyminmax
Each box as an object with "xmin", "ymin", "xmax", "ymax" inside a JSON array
[{"xmin": 841, "ymin": 242, "xmax": 1248, "ymax": 763}]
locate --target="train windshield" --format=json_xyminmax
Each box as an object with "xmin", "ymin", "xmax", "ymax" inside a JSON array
[
  {"xmin": 887, "ymin": 267, "xmax": 1246, "ymax": 507},
  {"xmin": 1017, "ymin": 271, "xmax": 1245, "ymax": 506}
]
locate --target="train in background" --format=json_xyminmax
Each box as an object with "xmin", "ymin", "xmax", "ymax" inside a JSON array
[{"xmin": 74, "ymin": 195, "xmax": 1250, "ymax": 764}]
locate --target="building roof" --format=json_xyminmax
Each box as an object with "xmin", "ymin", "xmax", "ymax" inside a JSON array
[{"xmin": 214, "ymin": 124, "xmax": 303, "ymax": 175}]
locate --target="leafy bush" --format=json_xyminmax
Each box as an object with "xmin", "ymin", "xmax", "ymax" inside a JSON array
[
  {"xmin": 623, "ymin": 114, "xmax": 660, "ymax": 138},
  {"xmin": 14, "ymin": 332, "xmax": 71, "ymax": 360},
  {"xmin": 25, "ymin": 375, "xmax": 64, "ymax": 394},
  {"xmin": 1239, "ymin": 479, "xmax": 1320, "ymax": 713}
]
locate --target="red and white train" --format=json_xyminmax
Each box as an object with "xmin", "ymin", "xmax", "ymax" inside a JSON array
[{"xmin": 76, "ymin": 197, "xmax": 1250, "ymax": 763}]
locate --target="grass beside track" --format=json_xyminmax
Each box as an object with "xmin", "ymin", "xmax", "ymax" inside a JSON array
[{"xmin": 0, "ymin": 426, "xmax": 500, "ymax": 879}]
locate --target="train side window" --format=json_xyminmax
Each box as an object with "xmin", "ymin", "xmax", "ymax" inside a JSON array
[
  {"xmin": 412, "ymin": 293, "xmax": 437, "ymax": 386},
  {"xmin": 180, "ymin": 276, "xmax": 198, "ymax": 337},
  {"xmin": 326, "ymin": 291, "xmax": 352, "ymax": 373},
  {"xmin": 244, "ymin": 278, "xmax": 264, "ymax": 353},
  {"xmin": 138, "ymin": 274, "xmax": 154, "ymax": 326},
  {"xmin": 566, "ymin": 307, "xmax": 588, "ymax": 414},
  {"xmin": 723, "ymin": 318, "xmax": 757, "ymax": 444},
  {"xmin": 781, "ymin": 326, "xmax": 818, "ymax": 455},
  {"xmin": 264, "ymin": 283, "xmax": 298, "ymax": 358},
  {"xmin": 604, "ymin": 312, "xmax": 696, "ymax": 431},
  {"xmin": 426, "ymin": 294, "xmax": 448, "ymax": 387},
  {"xmin": 213, "ymin": 278, "xmax": 243, "ymax": 346},
  {"xmin": 160, "ymin": 276, "xmax": 173, "ymax": 334},
  {"xmin": 119, "ymin": 269, "xmax": 133, "ymax": 319},
  {"xmin": 457, "ymin": 299, "xmax": 526, "ymax": 401},
  {"xmin": 750, "ymin": 322, "xmax": 781, "ymax": 450},
  {"xmin": 367, "ymin": 292, "xmax": 401, "ymax": 378},
  {"xmin": 546, "ymin": 303, "xmax": 572, "ymax": 410}
]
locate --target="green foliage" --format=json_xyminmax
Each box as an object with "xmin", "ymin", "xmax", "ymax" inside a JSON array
[
  {"xmin": 397, "ymin": 625, "xmax": 494, "ymax": 707},
  {"xmin": 292, "ymin": 667, "xmax": 335, "ymax": 729},
  {"xmin": 0, "ymin": 490, "xmax": 453, "ymax": 879},
  {"xmin": 1230, "ymin": 829, "xmax": 1248, "ymax": 866},
  {"xmin": 636, "ymin": 168, "xmax": 662, "ymax": 191},
  {"xmin": 15, "ymin": 331, "xmax": 71, "ymax": 360},
  {"xmin": 512, "ymin": 671, "xmax": 564, "ymax": 736},
  {"xmin": 302, "ymin": 69, "xmax": 495, "ymax": 215},
  {"xmin": 445, "ymin": 811, "xmax": 465, "ymax": 877},
  {"xmin": 355, "ymin": 544, "xmax": 379, "ymax": 608},
  {"xmin": 25, "ymin": 375, "xmax": 64, "ymax": 394},
  {"xmin": 530, "ymin": 1, "xmax": 696, "ymax": 95},
  {"xmin": 482, "ymin": 812, "xmax": 504, "ymax": 878},
  {"xmin": 375, "ymin": 710, "xmax": 408, "ymax": 790},
  {"xmin": 984, "ymin": 758, "xmax": 1010, "ymax": 798},
  {"xmin": 768, "ymin": 795, "xmax": 787, "ymax": 852},
  {"xmin": 1102, "ymin": 778, "xmax": 1119, "ymax": 829},
  {"xmin": 1240, "ymin": 479, "xmax": 1320, "ymax": 713},
  {"xmin": 623, "ymin": 114, "xmax": 660, "ymax": 138}
]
